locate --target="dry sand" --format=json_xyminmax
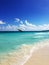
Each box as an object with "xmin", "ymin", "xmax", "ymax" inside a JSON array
[
  {"xmin": 24, "ymin": 45, "xmax": 49, "ymax": 65},
  {"xmin": 0, "ymin": 40, "xmax": 49, "ymax": 65}
]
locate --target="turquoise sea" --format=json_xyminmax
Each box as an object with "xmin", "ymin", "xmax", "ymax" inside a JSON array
[{"xmin": 0, "ymin": 31, "xmax": 49, "ymax": 53}]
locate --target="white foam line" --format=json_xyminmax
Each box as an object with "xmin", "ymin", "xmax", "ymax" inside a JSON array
[
  {"xmin": 21, "ymin": 39, "xmax": 49, "ymax": 65},
  {"xmin": 0, "ymin": 40, "xmax": 49, "ymax": 65}
]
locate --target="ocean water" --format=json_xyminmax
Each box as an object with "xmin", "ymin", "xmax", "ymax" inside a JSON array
[
  {"xmin": 0, "ymin": 31, "xmax": 49, "ymax": 53},
  {"xmin": 0, "ymin": 31, "xmax": 49, "ymax": 65}
]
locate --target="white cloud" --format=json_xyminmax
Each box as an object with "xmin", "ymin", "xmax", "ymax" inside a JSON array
[
  {"xmin": 20, "ymin": 21, "xmax": 23, "ymax": 24},
  {"xmin": 5, "ymin": 25, "xmax": 18, "ymax": 31},
  {"xmin": 0, "ymin": 20, "xmax": 6, "ymax": 24},
  {"xmin": 0, "ymin": 25, "xmax": 18, "ymax": 31},
  {"xmin": 18, "ymin": 20, "xmax": 38, "ymax": 31},
  {"xmin": 38, "ymin": 24, "xmax": 49, "ymax": 30},
  {"xmin": 25, "ymin": 20, "xmax": 33, "ymax": 26},
  {"xmin": 15, "ymin": 18, "xmax": 20, "ymax": 22},
  {"xmin": 19, "ymin": 24, "xmax": 26, "ymax": 31},
  {"xmin": 15, "ymin": 18, "xmax": 24, "ymax": 24},
  {"xmin": 0, "ymin": 19, "xmax": 49, "ymax": 31},
  {"xmin": 18, "ymin": 20, "xmax": 49, "ymax": 31}
]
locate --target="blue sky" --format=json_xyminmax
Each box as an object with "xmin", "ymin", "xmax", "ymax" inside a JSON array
[{"xmin": 0, "ymin": 0, "xmax": 49, "ymax": 31}]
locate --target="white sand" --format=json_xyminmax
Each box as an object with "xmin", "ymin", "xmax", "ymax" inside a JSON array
[
  {"xmin": 24, "ymin": 45, "xmax": 49, "ymax": 65},
  {"xmin": 0, "ymin": 39, "xmax": 49, "ymax": 65}
]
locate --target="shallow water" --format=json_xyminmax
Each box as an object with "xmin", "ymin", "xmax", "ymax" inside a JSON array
[
  {"xmin": 0, "ymin": 31, "xmax": 49, "ymax": 65},
  {"xmin": 0, "ymin": 31, "xmax": 49, "ymax": 53}
]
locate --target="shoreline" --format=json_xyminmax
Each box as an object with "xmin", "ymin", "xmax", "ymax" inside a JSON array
[
  {"xmin": 24, "ymin": 46, "xmax": 49, "ymax": 65},
  {"xmin": 24, "ymin": 40, "xmax": 49, "ymax": 65},
  {"xmin": 0, "ymin": 39, "xmax": 49, "ymax": 65}
]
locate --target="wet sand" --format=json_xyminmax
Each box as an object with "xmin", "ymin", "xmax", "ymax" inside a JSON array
[
  {"xmin": 0, "ymin": 44, "xmax": 33, "ymax": 65},
  {"xmin": 24, "ymin": 45, "xmax": 49, "ymax": 65},
  {"xmin": 0, "ymin": 40, "xmax": 49, "ymax": 65}
]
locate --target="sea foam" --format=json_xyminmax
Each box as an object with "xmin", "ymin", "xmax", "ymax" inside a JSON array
[
  {"xmin": 0, "ymin": 39, "xmax": 49, "ymax": 65},
  {"xmin": 21, "ymin": 39, "xmax": 49, "ymax": 65}
]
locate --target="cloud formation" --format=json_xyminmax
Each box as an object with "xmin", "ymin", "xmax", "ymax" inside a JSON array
[
  {"xmin": 25, "ymin": 20, "xmax": 33, "ymax": 26},
  {"xmin": 19, "ymin": 21, "xmax": 37, "ymax": 31},
  {"xmin": 0, "ymin": 25, "xmax": 18, "ymax": 31},
  {"xmin": 15, "ymin": 18, "xmax": 20, "ymax": 22},
  {"xmin": 18, "ymin": 19, "xmax": 49, "ymax": 31},
  {"xmin": 0, "ymin": 18, "xmax": 49, "ymax": 31},
  {"xmin": 0, "ymin": 20, "xmax": 6, "ymax": 24}
]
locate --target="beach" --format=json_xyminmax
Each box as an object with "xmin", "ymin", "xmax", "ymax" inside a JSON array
[
  {"xmin": 0, "ymin": 39, "xmax": 49, "ymax": 65},
  {"xmin": 0, "ymin": 0, "xmax": 49, "ymax": 64},
  {"xmin": 0, "ymin": 44, "xmax": 33, "ymax": 65},
  {"xmin": 24, "ymin": 43, "xmax": 49, "ymax": 65},
  {"xmin": 0, "ymin": 32, "xmax": 49, "ymax": 65}
]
